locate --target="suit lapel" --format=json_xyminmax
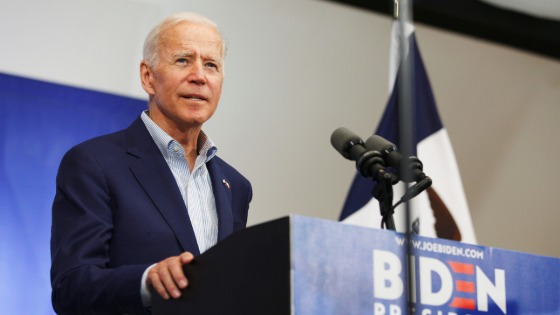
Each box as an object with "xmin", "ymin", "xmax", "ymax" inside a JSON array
[
  {"xmin": 207, "ymin": 158, "xmax": 234, "ymax": 241},
  {"xmin": 125, "ymin": 118, "xmax": 200, "ymax": 255}
]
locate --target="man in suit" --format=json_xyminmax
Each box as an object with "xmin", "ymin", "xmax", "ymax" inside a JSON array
[{"xmin": 50, "ymin": 12, "xmax": 252, "ymax": 314}]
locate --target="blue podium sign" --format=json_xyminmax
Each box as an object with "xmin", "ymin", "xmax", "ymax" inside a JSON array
[{"xmin": 291, "ymin": 215, "xmax": 559, "ymax": 315}]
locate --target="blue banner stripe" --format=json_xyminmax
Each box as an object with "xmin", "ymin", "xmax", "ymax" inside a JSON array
[{"xmin": 0, "ymin": 72, "xmax": 146, "ymax": 314}]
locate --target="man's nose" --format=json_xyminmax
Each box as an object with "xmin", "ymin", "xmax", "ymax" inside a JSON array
[{"xmin": 187, "ymin": 61, "xmax": 206, "ymax": 84}]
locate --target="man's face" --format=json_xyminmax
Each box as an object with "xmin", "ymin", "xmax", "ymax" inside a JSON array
[{"xmin": 141, "ymin": 21, "xmax": 224, "ymax": 131}]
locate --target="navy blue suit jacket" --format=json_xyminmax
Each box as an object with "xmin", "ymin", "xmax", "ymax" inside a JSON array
[{"xmin": 50, "ymin": 116, "xmax": 252, "ymax": 314}]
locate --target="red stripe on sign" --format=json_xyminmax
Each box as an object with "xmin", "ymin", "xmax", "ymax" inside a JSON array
[
  {"xmin": 456, "ymin": 280, "xmax": 475, "ymax": 293},
  {"xmin": 448, "ymin": 261, "xmax": 475, "ymax": 275},
  {"xmin": 450, "ymin": 297, "xmax": 476, "ymax": 310}
]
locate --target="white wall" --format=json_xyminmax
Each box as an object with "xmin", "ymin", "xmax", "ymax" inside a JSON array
[{"xmin": 2, "ymin": 0, "xmax": 559, "ymax": 258}]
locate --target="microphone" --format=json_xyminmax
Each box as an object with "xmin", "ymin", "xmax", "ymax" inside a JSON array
[
  {"xmin": 330, "ymin": 127, "xmax": 391, "ymax": 181},
  {"xmin": 365, "ymin": 135, "xmax": 427, "ymax": 183},
  {"xmin": 330, "ymin": 127, "xmax": 367, "ymax": 160}
]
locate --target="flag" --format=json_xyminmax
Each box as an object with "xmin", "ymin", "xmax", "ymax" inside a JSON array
[{"xmin": 340, "ymin": 22, "xmax": 476, "ymax": 244}]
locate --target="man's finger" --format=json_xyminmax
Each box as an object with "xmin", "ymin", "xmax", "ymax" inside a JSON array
[
  {"xmin": 148, "ymin": 271, "xmax": 170, "ymax": 300},
  {"xmin": 168, "ymin": 259, "xmax": 188, "ymax": 289},
  {"xmin": 180, "ymin": 252, "xmax": 194, "ymax": 264},
  {"xmin": 158, "ymin": 259, "xmax": 182, "ymax": 298},
  {"xmin": 148, "ymin": 252, "xmax": 195, "ymax": 300}
]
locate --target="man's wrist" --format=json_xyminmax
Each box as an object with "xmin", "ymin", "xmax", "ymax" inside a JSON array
[{"xmin": 140, "ymin": 263, "xmax": 158, "ymax": 307}]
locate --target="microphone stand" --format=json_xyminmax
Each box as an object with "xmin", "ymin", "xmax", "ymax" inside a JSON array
[
  {"xmin": 372, "ymin": 171, "xmax": 396, "ymax": 230},
  {"xmin": 355, "ymin": 150, "xmax": 397, "ymax": 230},
  {"xmin": 371, "ymin": 168, "xmax": 431, "ymax": 231}
]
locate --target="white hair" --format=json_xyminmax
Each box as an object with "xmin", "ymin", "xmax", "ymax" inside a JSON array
[{"xmin": 142, "ymin": 12, "xmax": 227, "ymax": 67}]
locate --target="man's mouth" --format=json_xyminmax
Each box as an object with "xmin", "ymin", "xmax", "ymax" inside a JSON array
[{"xmin": 184, "ymin": 94, "xmax": 207, "ymax": 101}]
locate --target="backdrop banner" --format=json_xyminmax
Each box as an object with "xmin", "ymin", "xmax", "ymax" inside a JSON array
[{"xmin": 0, "ymin": 72, "xmax": 146, "ymax": 314}]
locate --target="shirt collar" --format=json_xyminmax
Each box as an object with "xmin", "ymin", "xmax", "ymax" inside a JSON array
[{"xmin": 141, "ymin": 111, "xmax": 217, "ymax": 162}]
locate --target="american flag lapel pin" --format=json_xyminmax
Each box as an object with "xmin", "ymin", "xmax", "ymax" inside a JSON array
[{"xmin": 222, "ymin": 179, "xmax": 231, "ymax": 189}]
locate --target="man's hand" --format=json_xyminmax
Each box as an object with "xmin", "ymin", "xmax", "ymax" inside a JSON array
[{"xmin": 147, "ymin": 252, "xmax": 194, "ymax": 299}]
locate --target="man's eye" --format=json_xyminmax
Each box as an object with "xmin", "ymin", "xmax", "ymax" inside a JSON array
[
  {"xmin": 177, "ymin": 58, "xmax": 188, "ymax": 64},
  {"xmin": 205, "ymin": 62, "xmax": 218, "ymax": 69}
]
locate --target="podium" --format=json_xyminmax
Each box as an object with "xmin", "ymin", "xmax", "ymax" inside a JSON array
[{"xmin": 153, "ymin": 215, "xmax": 560, "ymax": 315}]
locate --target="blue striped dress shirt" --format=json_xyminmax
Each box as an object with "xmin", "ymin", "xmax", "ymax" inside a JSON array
[{"xmin": 141, "ymin": 111, "xmax": 218, "ymax": 253}]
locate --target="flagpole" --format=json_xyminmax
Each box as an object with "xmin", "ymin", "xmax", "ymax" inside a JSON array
[{"xmin": 396, "ymin": 0, "xmax": 415, "ymax": 313}]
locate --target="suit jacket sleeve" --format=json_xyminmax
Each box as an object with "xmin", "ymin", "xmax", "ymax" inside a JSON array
[{"xmin": 51, "ymin": 144, "xmax": 149, "ymax": 315}]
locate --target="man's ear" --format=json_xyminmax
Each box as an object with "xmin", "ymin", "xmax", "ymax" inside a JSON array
[{"xmin": 140, "ymin": 61, "xmax": 155, "ymax": 95}]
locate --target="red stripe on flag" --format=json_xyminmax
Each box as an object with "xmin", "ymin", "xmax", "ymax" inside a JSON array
[
  {"xmin": 449, "ymin": 297, "xmax": 476, "ymax": 310},
  {"xmin": 448, "ymin": 261, "xmax": 475, "ymax": 275},
  {"xmin": 456, "ymin": 280, "xmax": 475, "ymax": 293}
]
